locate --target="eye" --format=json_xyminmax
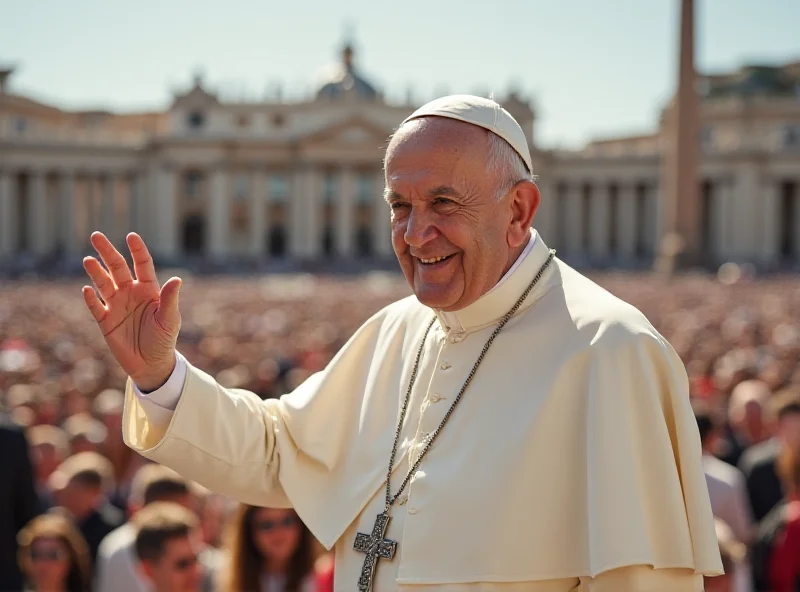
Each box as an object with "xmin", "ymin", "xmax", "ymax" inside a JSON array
[
  {"xmin": 390, "ymin": 202, "xmax": 409, "ymax": 210},
  {"xmin": 433, "ymin": 197, "xmax": 455, "ymax": 206}
]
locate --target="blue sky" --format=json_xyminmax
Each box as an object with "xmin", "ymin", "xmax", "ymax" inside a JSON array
[{"xmin": 2, "ymin": 0, "xmax": 798, "ymax": 148}]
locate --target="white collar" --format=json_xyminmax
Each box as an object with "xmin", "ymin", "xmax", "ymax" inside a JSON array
[{"xmin": 437, "ymin": 230, "xmax": 537, "ymax": 333}]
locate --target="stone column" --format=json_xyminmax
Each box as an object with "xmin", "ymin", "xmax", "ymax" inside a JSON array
[
  {"xmin": 618, "ymin": 183, "xmax": 637, "ymax": 261},
  {"xmin": 336, "ymin": 167, "xmax": 355, "ymax": 257},
  {"xmin": 760, "ymin": 178, "xmax": 780, "ymax": 264},
  {"xmin": 100, "ymin": 174, "xmax": 117, "ymax": 245},
  {"xmin": 249, "ymin": 168, "xmax": 267, "ymax": 258},
  {"xmin": 28, "ymin": 170, "xmax": 49, "ymax": 256},
  {"xmin": 565, "ymin": 183, "xmax": 583, "ymax": 257},
  {"xmin": 155, "ymin": 165, "xmax": 178, "ymax": 261},
  {"xmin": 290, "ymin": 166, "xmax": 320, "ymax": 259},
  {"xmin": 590, "ymin": 182, "xmax": 610, "ymax": 262},
  {"xmin": 209, "ymin": 167, "xmax": 230, "ymax": 261},
  {"xmin": 373, "ymin": 170, "xmax": 393, "ymax": 257},
  {"xmin": 59, "ymin": 171, "xmax": 78, "ymax": 258},
  {"xmin": 734, "ymin": 164, "xmax": 759, "ymax": 259},
  {"xmin": 0, "ymin": 169, "xmax": 16, "ymax": 260}
]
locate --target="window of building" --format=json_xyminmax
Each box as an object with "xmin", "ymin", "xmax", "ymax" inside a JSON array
[
  {"xmin": 184, "ymin": 170, "xmax": 203, "ymax": 199},
  {"xmin": 700, "ymin": 126, "xmax": 714, "ymax": 149},
  {"xmin": 272, "ymin": 113, "xmax": 286, "ymax": 127},
  {"xmin": 234, "ymin": 174, "xmax": 250, "ymax": 200},
  {"xmin": 14, "ymin": 116, "xmax": 27, "ymax": 134},
  {"xmin": 322, "ymin": 171, "xmax": 337, "ymax": 203},
  {"xmin": 269, "ymin": 173, "xmax": 289, "ymax": 203},
  {"xmin": 236, "ymin": 114, "xmax": 250, "ymax": 128},
  {"xmin": 187, "ymin": 111, "xmax": 205, "ymax": 130},
  {"xmin": 783, "ymin": 125, "xmax": 800, "ymax": 149},
  {"xmin": 356, "ymin": 174, "xmax": 373, "ymax": 204}
]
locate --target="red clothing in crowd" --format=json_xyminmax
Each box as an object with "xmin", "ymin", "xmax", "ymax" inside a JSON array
[
  {"xmin": 770, "ymin": 499, "xmax": 800, "ymax": 592},
  {"xmin": 315, "ymin": 560, "xmax": 334, "ymax": 592}
]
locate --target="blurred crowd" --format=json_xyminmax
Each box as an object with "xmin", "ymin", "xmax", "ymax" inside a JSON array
[{"xmin": 1, "ymin": 268, "xmax": 799, "ymax": 592}]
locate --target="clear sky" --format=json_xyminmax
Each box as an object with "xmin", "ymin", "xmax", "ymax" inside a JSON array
[{"xmin": 2, "ymin": 0, "xmax": 798, "ymax": 148}]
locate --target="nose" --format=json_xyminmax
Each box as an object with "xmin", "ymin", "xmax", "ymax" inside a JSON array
[{"xmin": 402, "ymin": 207, "xmax": 437, "ymax": 248}]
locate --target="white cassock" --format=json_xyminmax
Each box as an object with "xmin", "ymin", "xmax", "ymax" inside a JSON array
[{"xmin": 123, "ymin": 231, "xmax": 723, "ymax": 591}]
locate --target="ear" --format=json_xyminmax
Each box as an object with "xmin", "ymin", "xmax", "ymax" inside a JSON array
[
  {"xmin": 507, "ymin": 180, "xmax": 540, "ymax": 249},
  {"xmin": 138, "ymin": 560, "xmax": 157, "ymax": 583}
]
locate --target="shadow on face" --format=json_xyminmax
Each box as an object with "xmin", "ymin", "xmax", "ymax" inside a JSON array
[
  {"xmin": 27, "ymin": 537, "xmax": 71, "ymax": 590},
  {"xmin": 384, "ymin": 117, "xmax": 537, "ymax": 312},
  {"xmin": 250, "ymin": 508, "xmax": 303, "ymax": 568},
  {"xmin": 142, "ymin": 535, "xmax": 202, "ymax": 592}
]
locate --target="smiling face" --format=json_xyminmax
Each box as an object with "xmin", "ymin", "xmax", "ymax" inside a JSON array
[{"xmin": 384, "ymin": 117, "xmax": 539, "ymax": 311}]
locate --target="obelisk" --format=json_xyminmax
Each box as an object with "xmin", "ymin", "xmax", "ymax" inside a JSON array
[{"xmin": 655, "ymin": 0, "xmax": 700, "ymax": 273}]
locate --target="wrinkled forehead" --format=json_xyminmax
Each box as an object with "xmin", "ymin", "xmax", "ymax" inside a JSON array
[
  {"xmin": 387, "ymin": 116, "xmax": 489, "ymax": 159},
  {"xmin": 385, "ymin": 117, "xmax": 492, "ymax": 192}
]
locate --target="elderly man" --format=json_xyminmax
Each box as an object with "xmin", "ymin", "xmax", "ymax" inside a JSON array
[{"xmin": 83, "ymin": 95, "xmax": 721, "ymax": 591}]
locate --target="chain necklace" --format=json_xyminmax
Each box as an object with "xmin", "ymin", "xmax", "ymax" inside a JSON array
[{"xmin": 353, "ymin": 249, "xmax": 556, "ymax": 592}]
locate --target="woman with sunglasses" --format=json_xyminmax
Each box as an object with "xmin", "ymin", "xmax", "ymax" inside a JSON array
[
  {"xmin": 221, "ymin": 504, "xmax": 317, "ymax": 592},
  {"xmin": 17, "ymin": 512, "xmax": 92, "ymax": 592}
]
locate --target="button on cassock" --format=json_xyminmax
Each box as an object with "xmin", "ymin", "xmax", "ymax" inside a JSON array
[
  {"xmin": 429, "ymin": 393, "xmax": 444, "ymax": 403},
  {"xmin": 448, "ymin": 333, "xmax": 465, "ymax": 343},
  {"xmin": 440, "ymin": 362, "xmax": 451, "ymax": 370}
]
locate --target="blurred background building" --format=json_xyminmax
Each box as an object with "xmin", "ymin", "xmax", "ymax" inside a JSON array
[{"xmin": 1, "ymin": 41, "xmax": 799, "ymax": 273}]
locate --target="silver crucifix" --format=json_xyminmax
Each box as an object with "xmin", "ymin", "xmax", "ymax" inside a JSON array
[{"xmin": 353, "ymin": 511, "xmax": 397, "ymax": 592}]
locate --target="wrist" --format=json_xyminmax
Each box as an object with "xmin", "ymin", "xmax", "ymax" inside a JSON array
[{"xmin": 134, "ymin": 355, "xmax": 177, "ymax": 393}]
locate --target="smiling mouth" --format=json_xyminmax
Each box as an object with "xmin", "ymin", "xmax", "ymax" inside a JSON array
[{"xmin": 417, "ymin": 254, "xmax": 456, "ymax": 266}]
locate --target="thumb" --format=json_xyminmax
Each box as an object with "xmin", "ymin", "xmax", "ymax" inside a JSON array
[{"xmin": 155, "ymin": 276, "xmax": 182, "ymax": 331}]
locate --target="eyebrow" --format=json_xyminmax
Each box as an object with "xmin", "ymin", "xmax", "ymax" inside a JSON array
[{"xmin": 384, "ymin": 185, "xmax": 463, "ymax": 203}]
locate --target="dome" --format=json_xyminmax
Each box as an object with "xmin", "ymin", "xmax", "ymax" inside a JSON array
[{"xmin": 315, "ymin": 43, "xmax": 379, "ymax": 102}]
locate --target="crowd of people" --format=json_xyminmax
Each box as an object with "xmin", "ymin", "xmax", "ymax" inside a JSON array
[{"xmin": 1, "ymin": 266, "xmax": 799, "ymax": 591}]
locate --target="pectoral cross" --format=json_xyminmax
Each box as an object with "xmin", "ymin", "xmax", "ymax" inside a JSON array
[{"xmin": 353, "ymin": 511, "xmax": 397, "ymax": 592}]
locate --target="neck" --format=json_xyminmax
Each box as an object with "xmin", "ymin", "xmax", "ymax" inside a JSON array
[
  {"xmin": 263, "ymin": 558, "xmax": 289, "ymax": 575},
  {"xmin": 34, "ymin": 581, "xmax": 66, "ymax": 592}
]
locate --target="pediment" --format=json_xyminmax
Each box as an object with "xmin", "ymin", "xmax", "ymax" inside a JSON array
[{"xmin": 301, "ymin": 116, "xmax": 390, "ymax": 148}]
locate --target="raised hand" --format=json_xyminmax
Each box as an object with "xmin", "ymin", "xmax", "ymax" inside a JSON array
[{"xmin": 82, "ymin": 232, "xmax": 182, "ymax": 392}]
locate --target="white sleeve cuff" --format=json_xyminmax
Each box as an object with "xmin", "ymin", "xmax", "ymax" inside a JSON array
[{"xmin": 132, "ymin": 351, "xmax": 188, "ymax": 411}]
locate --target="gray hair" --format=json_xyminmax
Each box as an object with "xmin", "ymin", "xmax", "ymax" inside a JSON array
[{"xmin": 486, "ymin": 130, "xmax": 535, "ymax": 201}]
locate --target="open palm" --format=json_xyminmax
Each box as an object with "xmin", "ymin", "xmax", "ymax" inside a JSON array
[{"xmin": 83, "ymin": 232, "xmax": 182, "ymax": 391}]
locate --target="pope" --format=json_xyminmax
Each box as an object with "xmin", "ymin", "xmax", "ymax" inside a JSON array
[{"xmin": 83, "ymin": 95, "xmax": 722, "ymax": 591}]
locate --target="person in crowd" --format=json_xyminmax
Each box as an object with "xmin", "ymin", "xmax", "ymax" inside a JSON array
[
  {"xmin": 62, "ymin": 413, "xmax": 107, "ymax": 456},
  {"xmin": 0, "ymin": 412, "xmax": 41, "ymax": 590},
  {"xmin": 706, "ymin": 519, "xmax": 749, "ymax": 592},
  {"xmin": 95, "ymin": 463, "xmax": 219, "ymax": 592},
  {"xmin": 48, "ymin": 451, "xmax": 124, "ymax": 564},
  {"xmin": 696, "ymin": 405, "xmax": 755, "ymax": 544},
  {"xmin": 221, "ymin": 505, "xmax": 317, "ymax": 592},
  {"xmin": 17, "ymin": 512, "xmax": 93, "ymax": 592},
  {"xmin": 28, "ymin": 424, "xmax": 70, "ymax": 510},
  {"xmin": 753, "ymin": 437, "xmax": 800, "ymax": 592},
  {"xmin": 721, "ymin": 380, "xmax": 772, "ymax": 467},
  {"xmin": 132, "ymin": 502, "xmax": 206, "ymax": 592},
  {"xmin": 92, "ymin": 388, "xmax": 138, "ymax": 510},
  {"xmin": 740, "ymin": 389, "xmax": 800, "ymax": 522}
]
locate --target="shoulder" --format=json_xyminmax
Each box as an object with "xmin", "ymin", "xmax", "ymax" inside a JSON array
[
  {"xmin": 739, "ymin": 439, "xmax": 778, "ymax": 474},
  {"xmin": 704, "ymin": 456, "xmax": 746, "ymax": 488},
  {"xmin": 98, "ymin": 523, "xmax": 135, "ymax": 558},
  {"xmin": 547, "ymin": 261, "xmax": 664, "ymax": 354}
]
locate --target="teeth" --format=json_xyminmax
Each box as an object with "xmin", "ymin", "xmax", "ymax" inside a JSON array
[{"xmin": 420, "ymin": 255, "xmax": 449, "ymax": 264}]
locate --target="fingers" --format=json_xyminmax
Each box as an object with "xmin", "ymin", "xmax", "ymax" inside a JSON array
[
  {"xmin": 127, "ymin": 233, "xmax": 158, "ymax": 284},
  {"xmin": 82, "ymin": 286, "xmax": 107, "ymax": 323},
  {"xmin": 155, "ymin": 277, "xmax": 182, "ymax": 333},
  {"xmin": 83, "ymin": 256, "xmax": 116, "ymax": 302},
  {"xmin": 91, "ymin": 232, "xmax": 133, "ymax": 288}
]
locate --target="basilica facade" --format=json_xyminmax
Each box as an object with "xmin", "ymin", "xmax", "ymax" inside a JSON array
[{"xmin": 1, "ymin": 45, "xmax": 799, "ymax": 272}]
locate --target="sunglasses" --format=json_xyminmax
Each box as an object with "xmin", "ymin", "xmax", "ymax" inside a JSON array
[
  {"xmin": 30, "ymin": 548, "xmax": 67, "ymax": 562},
  {"xmin": 254, "ymin": 515, "xmax": 299, "ymax": 533},
  {"xmin": 172, "ymin": 554, "xmax": 198, "ymax": 572}
]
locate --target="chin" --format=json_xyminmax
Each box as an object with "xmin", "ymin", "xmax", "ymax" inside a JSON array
[{"xmin": 413, "ymin": 284, "xmax": 459, "ymax": 310}]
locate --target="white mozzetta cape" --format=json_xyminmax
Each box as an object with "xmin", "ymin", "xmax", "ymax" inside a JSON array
[{"xmin": 123, "ymin": 234, "xmax": 722, "ymax": 585}]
